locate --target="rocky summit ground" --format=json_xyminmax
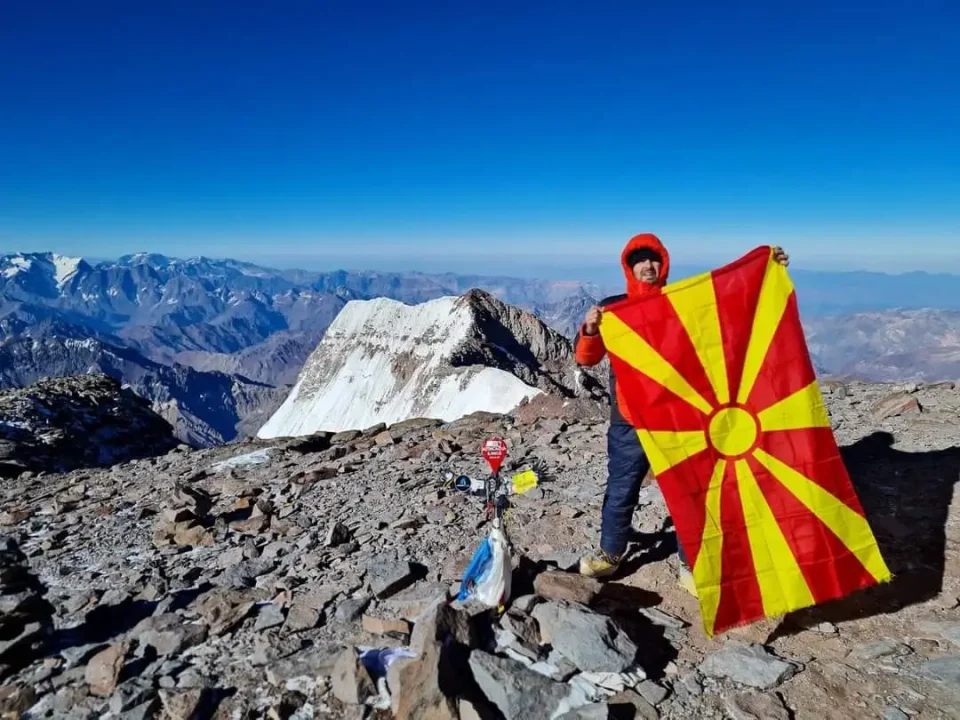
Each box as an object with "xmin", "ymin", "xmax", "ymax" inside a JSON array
[{"xmin": 1, "ymin": 380, "xmax": 958, "ymax": 719}]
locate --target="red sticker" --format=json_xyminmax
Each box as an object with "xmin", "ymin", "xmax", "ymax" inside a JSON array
[{"xmin": 481, "ymin": 437, "xmax": 508, "ymax": 474}]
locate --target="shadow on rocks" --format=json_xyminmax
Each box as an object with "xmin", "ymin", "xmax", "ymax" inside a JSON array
[
  {"xmin": 769, "ymin": 431, "xmax": 960, "ymax": 640},
  {"xmin": 45, "ymin": 585, "xmax": 209, "ymax": 656},
  {"xmin": 48, "ymin": 597, "xmax": 158, "ymax": 654},
  {"xmin": 621, "ymin": 523, "xmax": 679, "ymax": 576},
  {"xmin": 592, "ymin": 585, "xmax": 676, "ymax": 681}
]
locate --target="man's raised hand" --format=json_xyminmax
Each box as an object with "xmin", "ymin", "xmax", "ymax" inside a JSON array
[{"xmin": 583, "ymin": 305, "xmax": 602, "ymax": 336}]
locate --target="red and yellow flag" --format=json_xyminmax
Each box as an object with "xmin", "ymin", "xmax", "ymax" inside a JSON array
[{"xmin": 598, "ymin": 246, "xmax": 891, "ymax": 636}]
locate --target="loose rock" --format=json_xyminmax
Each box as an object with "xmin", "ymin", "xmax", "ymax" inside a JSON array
[
  {"xmin": 368, "ymin": 559, "xmax": 416, "ymax": 599},
  {"xmin": 533, "ymin": 571, "xmax": 600, "ymax": 605},
  {"xmin": 468, "ymin": 650, "xmax": 570, "ymax": 720},
  {"xmin": 725, "ymin": 691, "xmax": 790, "ymax": 720},
  {"xmin": 85, "ymin": 642, "xmax": 127, "ymax": 697},
  {"xmin": 699, "ymin": 644, "xmax": 798, "ymax": 690},
  {"xmin": 532, "ymin": 601, "xmax": 638, "ymax": 672},
  {"xmin": 331, "ymin": 648, "xmax": 376, "ymax": 706}
]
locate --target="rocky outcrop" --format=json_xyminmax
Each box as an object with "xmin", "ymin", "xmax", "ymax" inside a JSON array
[
  {"xmin": 450, "ymin": 289, "xmax": 581, "ymax": 396},
  {"xmin": 0, "ymin": 336, "xmax": 288, "ymax": 447},
  {"xmin": 0, "ymin": 374, "xmax": 178, "ymax": 476},
  {"xmin": 0, "ymin": 380, "xmax": 957, "ymax": 718}
]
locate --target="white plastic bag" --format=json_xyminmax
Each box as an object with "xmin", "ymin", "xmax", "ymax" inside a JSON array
[{"xmin": 457, "ymin": 523, "xmax": 512, "ymax": 608}]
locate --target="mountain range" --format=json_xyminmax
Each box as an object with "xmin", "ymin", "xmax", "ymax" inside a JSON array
[
  {"xmin": 2, "ymin": 250, "xmax": 958, "ymax": 445},
  {"xmin": 0, "ymin": 252, "xmax": 599, "ymax": 444}
]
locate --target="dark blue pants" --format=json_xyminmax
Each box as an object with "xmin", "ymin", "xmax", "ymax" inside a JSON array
[{"xmin": 601, "ymin": 422, "xmax": 689, "ymax": 568}]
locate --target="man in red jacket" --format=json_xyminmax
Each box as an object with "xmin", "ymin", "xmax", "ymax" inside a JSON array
[{"xmin": 575, "ymin": 233, "xmax": 789, "ymax": 591}]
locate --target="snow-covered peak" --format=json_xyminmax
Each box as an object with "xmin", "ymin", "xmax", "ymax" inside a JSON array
[
  {"xmin": 257, "ymin": 291, "xmax": 576, "ymax": 437},
  {"xmin": 1, "ymin": 254, "xmax": 33, "ymax": 279},
  {"xmin": 117, "ymin": 252, "xmax": 173, "ymax": 268},
  {"xmin": 0, "ymin": 252, "xmax": 87, "ymax": 291},
  {"xmin": 51, "ymin": 254, "xmax": 83, "ymax": 287}
]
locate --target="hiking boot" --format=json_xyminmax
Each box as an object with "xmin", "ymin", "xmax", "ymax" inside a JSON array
[
  {"xmin": 579, "ymin": 550, "xmax": 622, "ymax": 578},
  {"xmin": 678, "ymin": 565, "xmax": 698, "ymax": 598}
]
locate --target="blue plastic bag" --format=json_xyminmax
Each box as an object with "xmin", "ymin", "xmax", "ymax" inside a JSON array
[{"xmin": 457, "ymin": 526, "xmax": 511, "ymax": 607}]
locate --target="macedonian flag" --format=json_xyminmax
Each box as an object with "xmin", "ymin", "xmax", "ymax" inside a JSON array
[{"xmin": 598, "ymin": 245, "xmax": 891, "ymax": 636}]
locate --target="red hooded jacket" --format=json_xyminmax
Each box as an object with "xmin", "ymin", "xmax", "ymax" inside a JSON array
[{"xmin": 574, "ymin": 233, "xmax": 671, "ymax": 425}]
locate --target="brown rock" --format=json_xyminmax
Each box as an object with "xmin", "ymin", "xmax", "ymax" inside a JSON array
[
  {"xmin": 362, "ymin": 614, "xmax": 411, "ymax": 638},
  {"xmin": 332, "ymin": 429, "xmax": 361, "ymax": 444},
  {"xmin": 195, "ymin": 590, "xmax": 256, "ymax": 636},
  {"xmin": 331, "ymin": 648, "xmax": 375, "ymax": 706},
  {"xmin": 172, "ymin": 522, "xmax": 214, "ymax": 547},
  {"xmin": 391, "ymin": 640, "xmax": 457, "ymax": 720},
  {"xmin": 870, "ymin": 392, "xmax": 922, "ymax": 420},
  {"xmin": 726, "ymin": 691, "xmax": 790, "ymax": 720},
  {"xmin": 297, "ymin": 584, "xmax": 339, "ymax": 610},
  {"xmin": 210, "ymin": 600, "xmax": 255, "ymax": 636},
  {"xmin": 0, "ymin": 685, "xmax": 37, "ymax": 716},
  {"xmin": 282, "ymin": 603, "xmax": 321, "ymax": 634},
  {"xmin": 159, "ymin": 689, "xmax": 205, "ymax": 720},
  {"xmin": 533, "ymin": 571, "xmax": 600, "ymax": 605},
  {"xmin": 85, "ymin": 642, "xmax": 127, "ymax": 697},
  {"xmin": 374, "ymin": 431, "xmax": 396, "ymax": 446},
  {"xmin": 230, "ymin": 515, "xmax": 271, "ymax": 534},
  {"xmin": 0, "ymin": 509, "xmax": 31, "ymax": 526}
]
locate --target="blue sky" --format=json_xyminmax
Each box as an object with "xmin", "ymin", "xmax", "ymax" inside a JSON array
[{"xmin": 1, "ymin": 0, "xmax": 958, "ymax": 274}]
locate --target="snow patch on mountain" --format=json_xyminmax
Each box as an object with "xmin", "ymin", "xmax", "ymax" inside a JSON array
[
  {"xmin": 1, "ymin": 255, "xmax": 33, "ymax": 278},
  {"xmin": 257, "ymin": 295, "xmax": 547, "ymax": 437},
  {"xmin": 52, "ymin": 254, "xmax": 83, "ymax": 287}
]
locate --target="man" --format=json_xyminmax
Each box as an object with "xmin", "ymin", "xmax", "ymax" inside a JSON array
[{"xmin": 574, "ymin": 233, "xmax": 789, "ymax": 592}]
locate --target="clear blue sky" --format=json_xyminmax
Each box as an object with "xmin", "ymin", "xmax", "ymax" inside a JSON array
[{"xmin": 1, "ymin": 0, "xmax": 958, "ymax": 273}]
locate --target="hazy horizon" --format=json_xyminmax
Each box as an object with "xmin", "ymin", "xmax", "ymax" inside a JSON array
[{"xmin": 4, "ymin": 247, "xmax": 960, "ymax": 293}]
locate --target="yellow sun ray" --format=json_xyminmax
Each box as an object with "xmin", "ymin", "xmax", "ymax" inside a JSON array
[
  {"xmin": 636, "ymin": 429, "xmax": 709, "ymax": 475},
  {"xmin": 693, "ymin": 459, "xmax": 727, "ymax": 636},
  {"xmin": 757, "ymin": 380, "xmax": 831, "ymax": 431},
  {"xmin": 600, "ymin": 311, "xmax": 714, "ymax": 416},
  {"xmin": 736, "ymin": 254, "xmax": 795, "ymax": 405},
  {"xmin": 753, "ymin": 449, "xmax": 892, "ymax": 583},
  {"xmin": 665, "ymin": 273, "xmax": 731, "ymax": 406},
  {"xmin": 735, "ymin": 459, "xmax": 816, "ymax": 616}
]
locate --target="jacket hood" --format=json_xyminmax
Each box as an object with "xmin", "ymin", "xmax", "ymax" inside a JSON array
[{"xmin": 621, "ymin": 233, "xmax": 670, "ymax": 298}]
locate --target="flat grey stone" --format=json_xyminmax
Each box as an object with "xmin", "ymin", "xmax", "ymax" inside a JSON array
[
  {"xmin": 254, "ymin": 602, "xmax": 285, "ymax": 631},
  {"xmin": 334, "ymin": 596, "xmax": 371, "ymax": 623},
  {"xmin": 532, "ymin": 601, "xmax": 637, "ymax": 672},
  {"xmin": 636, "ymin": 679, "xmax": 669, "ymax": 706},
  {"xmin": 699, "ymin": 643, "xmax": 798, "ymax": 690},
  {"xmin": 919, "ymin": 654, "xmax": 960, "ymax": 684},
  {"xmin": 367, "ymin": 559, "xmax": 415, "ymax": 598},
  {"xmin": 848, "ymin": 639, "xmax": 912, "ymax": 662},
  {"xmin": 468, "ymin": 650, "xmax": 570, "ymax": 720},
  {"xmin": 265, "ymin": 644, "xmax": 346, "ymax": 685}
]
